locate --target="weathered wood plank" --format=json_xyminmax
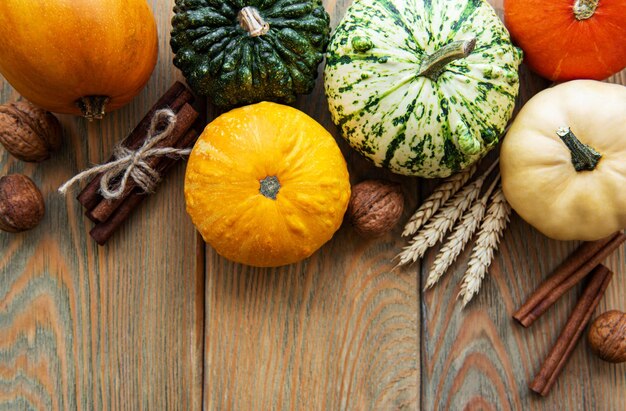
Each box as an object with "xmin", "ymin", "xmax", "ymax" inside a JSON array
[
  {"xmin": 3, "ymin": 0, "xmax": 620, "ymax": 409},
  {"xmin": 0, "ymin": 1, "xmax": 204, "ymax": 409},
  {"xmin": 202, "ymin": 0, "xmax": 420, "ymax": 409},
  {"xmin": 419, "ymin": 1, "xmax": 626, "ymax": 408}
]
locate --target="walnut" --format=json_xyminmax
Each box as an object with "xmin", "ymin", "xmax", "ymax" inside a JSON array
[
  {"xmin": 588, "ymin": 310, "xmax": 626, "ymax": 363},
  {"xmin": 0, "ymin": 174, "xmax": 45, "ymax": 232},
  {"xmin": 348, "ymin": 179, "xmax": 404, "ymax": 238},
  {"xmin": 0, "ymin": 100, "xmax": 62, "ymax": 162}
]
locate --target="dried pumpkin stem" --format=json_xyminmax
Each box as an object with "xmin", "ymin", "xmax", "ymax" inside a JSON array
[
  {"xmin": 238, "ymin": 6, "xmax": 270, "ymax": 37},
  {"xmin": 418, "ymin": 38, "xmax": 476, "ymax": 81},
  {"xmin": 556, "ymin": 127, "xmax": 602, "ymax": 172},
  {"xmin": 260, "ymin": 176, "xmax": 281, "ymax": 200},
  {"xmin": 573, "ymin": 0, "xmax": 599, "ymax": 20},
  {"xmin": 76, "ymin": 96, "xmax": 110, "ymax": 121}
]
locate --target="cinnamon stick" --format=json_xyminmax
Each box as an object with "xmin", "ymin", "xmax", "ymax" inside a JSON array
[
  {"xmin": 81, "ymin": 87, "xmax": 192, "ymax": 222},
  {"xmin": 88, "ymin": 103, "xmax": 199, "ymax": 222},
  {"xmin": 89, "ymin": 128, "xmax": 199, "ymax": 245},
  {"xmin": 77, "ymin": 82, "xmax": 193, "ymax": 210},
  {"xmin": 529, "ymin": 264, "xmax": 612, "ymax": 396},
  {"xmin": 513, "ymin": 232, "xmax": 625, "ymax": 327}
]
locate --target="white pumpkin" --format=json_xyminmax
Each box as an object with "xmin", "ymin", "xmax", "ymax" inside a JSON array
[{"xmin": 500, "ymin": 80, "xmax": 626, "ymax": 241}]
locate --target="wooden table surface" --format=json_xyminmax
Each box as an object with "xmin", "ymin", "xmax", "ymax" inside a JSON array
[{"xmin": 1, "ymin": 1, "xmax": 625, "ymax": 410}]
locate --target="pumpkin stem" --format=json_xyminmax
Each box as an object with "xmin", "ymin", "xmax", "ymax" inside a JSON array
[
  {"xmin": 76, "ymin": 96, "xmax": 110, "ymax": 121},
  {"xmin": 573, "ymin": 0, "xmax": 599, "ymax": 20},
  {"xmin": 556, "ymin": 127, "xmax": 602, "ymax": 172},
  {"xmin": 260, "ymin": 176, "xmax": 281, "ymax": 200},
  {"xmin": 418, "ymin": 38, "xmax": 476, "ymax": 81},
  {"xmin": 238, "ymin": 6, "xmax": 270, "ymax": 37}
]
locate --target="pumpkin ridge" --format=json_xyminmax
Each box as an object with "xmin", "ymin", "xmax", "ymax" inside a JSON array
[
  {"xmin": 268, "ymin": 194, "xmax": 315, "ymax": 258},
  {"xmin": 346, "ymin": 70, "xmax": 420, "ymax": 121},
  {"xmin": 265, "ymin": 32, "xmax": 310, "ymax": 70},
  {"xmin": 443, "ymin": 0, "xmax": 482, "ymax": 44},
  {"xmin": 382, "ymin": 95, "xmax": 418, "ymax": 168},
  {"xmin": 191, "ymin": 27, "xmax": 232, "ymax": 51},
  {"xmin": 265, "ymin": 2, "xmax": 315, "ymax": 19},
  {"xmin": 377, "ymin": 0, "xmax": 423, "ymax": 51},
  {"xmin": 434, "ymin": 86, "xmax": 467, "ymax": 170}
]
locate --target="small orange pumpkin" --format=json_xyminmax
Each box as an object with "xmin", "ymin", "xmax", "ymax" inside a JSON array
[
  {"xmin": 504, "ymin": 0, "xmax": 626, "ymax": 81},
  {"xmin": 0, "ymin": 0, "xmax": 158, "ymax": 119},
  {"xmin": 185, "ymin": 102, "xmax": 351, "ymax": 267}
]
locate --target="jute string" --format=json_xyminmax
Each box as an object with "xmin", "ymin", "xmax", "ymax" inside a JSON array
[{"xmin": 58, "ymin": 109, "xmax": 191, "ymax": 199}]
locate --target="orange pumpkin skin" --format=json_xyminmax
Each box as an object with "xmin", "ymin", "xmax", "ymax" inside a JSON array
[
  {"xmin": 185, "ymin": 102, "xmax": 351, "ymax": 268},
  {"xmin": 504, "ymin": 0, "xmax": 626, "ymax": 81},
  {"xmin": 0, "ymin": 0, "xmax": 158, "ymax": 118}
]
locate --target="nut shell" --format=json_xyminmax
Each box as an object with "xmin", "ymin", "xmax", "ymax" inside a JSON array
[
  {"xmin": 0, "ymin": 174, "xmax": 45, "ymax": 232},
  {"xmin": 348, "ymin": 179, "xmax": 404, "ymax": 238},
  {"xmin": 0, "ymin": 101, "xmax": 62, "ymax": 162},
  {"xmin": 588, "ymin": 310, "xmax": 626, "ymax": 363}
]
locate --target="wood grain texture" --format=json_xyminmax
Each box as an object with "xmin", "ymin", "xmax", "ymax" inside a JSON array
[
  {"xmin": 0, "ymin": 1, "xmax": 204, "ymax": 410},
  {"xmin": 418, "ymin": 3, "xmax": 626, "ymax": 410},
  {"xmin": 2, "ymin": 0, "xmax": 625, "ymax": 410},
  {"xmin": 201, "ymin": 1, "xmax": 626, "ymax": 410},
  {"xmin": 202, "ymin": 0, "xmax": 420, "ymax": 409}
]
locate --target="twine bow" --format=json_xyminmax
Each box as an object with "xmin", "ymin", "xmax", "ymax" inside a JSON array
[{"xmin": 58, "ymin": 109, "xmax": 192, "ymax": 199}]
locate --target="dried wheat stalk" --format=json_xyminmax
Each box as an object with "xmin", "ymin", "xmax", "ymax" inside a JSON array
[
  {"xmin": 425, "ymin": 175, "xmax": 501, "ymax": 290},
  {"xmin": 458, "ymin": 185, "xmax": 511, "ymax": 307},
  {"xmin": 396, "ymin": 161, "xmax": 498, "ymax": 267},
  {"xmin": 402, "ymin": 164, "xmax": 477, "ymax": 237},
  {"xmin": 396, "ymin": 182, "xmax": 482, "ymax": 266}
]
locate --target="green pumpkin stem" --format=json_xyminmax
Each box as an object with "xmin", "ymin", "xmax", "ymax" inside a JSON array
[
  {"xmin": 260, "ymin": 176, "xmax": 281, "ymax": 200},
  {"xmin": 556, "ymin": 127, "xmax": 602, "ymax": 172},
  {"xmin": 76, "ymin": 96, "xmax": 110, "ymax": 121},
  {"xmin": 418, "ymin": 38, "xmax": 476, "ymax": 81},
  {"xmin": 238, "ymin": 6, "xmax": 270, "ymax": 37},
  {"xmin": 573, "ymin": 0, "xmax": 599, "ymax": 20}
]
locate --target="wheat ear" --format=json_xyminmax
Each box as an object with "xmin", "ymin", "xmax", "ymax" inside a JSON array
[
  {"xmin": 458, "ymin": 183, "xmax": 511, "ymax": 307},
  {"xmin": 402, "ymin": 164, "xmax": 477, "ymax": 237},
  {"xmin": 424, "ymin": 173, "xmax": 501, "ymax": 290},
  {"xmin": 395, "ymin": 161, "xmax": 498, "ymax": 267}
]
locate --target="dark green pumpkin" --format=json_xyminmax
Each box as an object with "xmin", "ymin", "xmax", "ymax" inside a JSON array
[{"xmin": 171, "ymin": 0, "xmax": 330, "ymax": 107}]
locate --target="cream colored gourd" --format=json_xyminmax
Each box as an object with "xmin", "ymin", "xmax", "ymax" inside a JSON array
[{"xmin": 500, "ymin": 80, "xmax": 626, "ymax": 241}]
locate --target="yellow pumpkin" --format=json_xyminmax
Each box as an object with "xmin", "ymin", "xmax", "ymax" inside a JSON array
[
  {"xmin": 500, "ymin": 80, "xmax": 626, "ymax": 241},
  {"xmin": 185, "ymin": 102, "xmax": 351, "ymax": 267},
  {"xmin": 0, "ymin": 0, "xmax": 158, "ymax": 119}
]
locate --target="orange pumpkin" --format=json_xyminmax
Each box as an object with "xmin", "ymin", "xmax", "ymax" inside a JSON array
[
  {"xmin": 0, "ymin": 0, "xmax": 158, "ymax": 119},
  {"xmin": 185, "ymin": 102, "xmax": 351, "ymax": 268},
  {"xmin": 504, "ymin": 0, "xmax": 626, "ymax": 81}
]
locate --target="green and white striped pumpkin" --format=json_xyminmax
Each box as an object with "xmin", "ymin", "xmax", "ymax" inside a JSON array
[{"xmin": 324, "ymin": 0, "xmax": 522, "ymax": 177}]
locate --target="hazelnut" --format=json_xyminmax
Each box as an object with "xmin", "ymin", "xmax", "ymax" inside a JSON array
[
  {"xmin": 348, "ymin": 179, "xmax": 404, "ymax": 238},
  {"xmin": 0, "ymin": 174, "xmax": 45, "ymax": 232},
  {"xmin": 588, "ymin": 310, "xmax": 626, "ymax": 363},
  {"xmin": 0, "ymin": 100, "xmax": 62, "ymax": 162}
]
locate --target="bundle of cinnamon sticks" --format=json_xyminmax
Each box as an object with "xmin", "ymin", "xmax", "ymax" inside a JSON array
[
  {"xmin": 78, "ymin": 82, "xmax": 200, "ymax": 245},
  {"xmin": 513, "ymin": 232, "xmax": 625, "ymax": 396}
]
